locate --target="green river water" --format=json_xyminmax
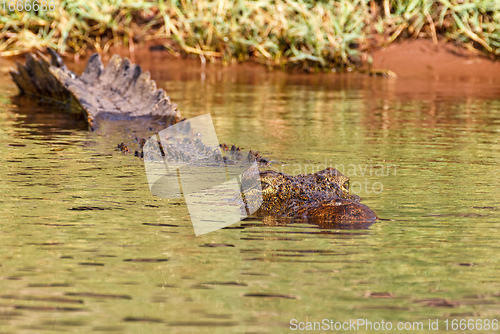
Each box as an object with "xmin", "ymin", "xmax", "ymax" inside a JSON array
[{"xmin": 0, "ymin": 55, "xmax": 499, "ymax": 333}]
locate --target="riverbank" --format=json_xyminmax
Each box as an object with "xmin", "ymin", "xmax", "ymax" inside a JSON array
[
  {"xmin": 1, "ymin": 1, "xmax": 499, "ymax": 71},
  {"xmin": 371, "ymin": 39, "xmax": 500, "ymax": 81}
]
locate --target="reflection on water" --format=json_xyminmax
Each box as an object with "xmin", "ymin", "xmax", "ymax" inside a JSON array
[{"xmin": 0, "ymin": 55, "xmax": 499, "ymax": 333}]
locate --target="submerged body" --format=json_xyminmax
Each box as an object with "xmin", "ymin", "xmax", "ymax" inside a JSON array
[{"xmin": 10, "ymin": 50, "xmax": 377, "ymax": 225}]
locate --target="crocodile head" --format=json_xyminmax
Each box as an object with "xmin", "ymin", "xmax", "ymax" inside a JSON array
[
  {"xmin": 257, "ymin": 168, "xmax": 376, "ymax": 223},
  {"xmin": 259, "ymin": 167, "xmax": 357, "ymax": 201}
]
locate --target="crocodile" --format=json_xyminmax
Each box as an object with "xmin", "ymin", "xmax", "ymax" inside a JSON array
[{"xmin": 9, "ymin": 49, "xmax": 377, "ymax": 226}]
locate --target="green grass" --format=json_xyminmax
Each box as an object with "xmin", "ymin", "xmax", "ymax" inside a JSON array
[{"xmin": 1, "ymin": 0, "xmax": 499, "ymax": 70}]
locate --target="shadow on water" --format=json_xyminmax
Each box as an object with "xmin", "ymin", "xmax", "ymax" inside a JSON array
[
  {"xmin": 240, "ymin": 216, "xmax": 376, "ymax": 232},
  {"xmin": 10, "ymin": 95, "xmax": 88, "ymax": 133}
]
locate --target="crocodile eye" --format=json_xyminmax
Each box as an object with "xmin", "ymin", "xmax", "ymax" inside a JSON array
[{"xmin": 342, "ymin": 181, "xmax": 350, "ymax": 192}]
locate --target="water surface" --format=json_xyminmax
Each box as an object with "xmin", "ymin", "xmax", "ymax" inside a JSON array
[{"xmin": 0, "ymin": 55, "xmax": 499, "ymax": 333}]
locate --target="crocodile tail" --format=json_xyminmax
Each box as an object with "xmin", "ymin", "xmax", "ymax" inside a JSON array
[{"xmin": 10, "ymin": 49, "xmax": 182, "ymax": 130}]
